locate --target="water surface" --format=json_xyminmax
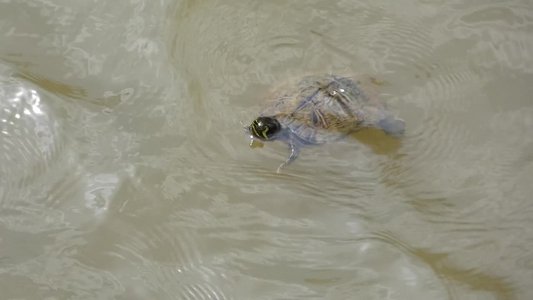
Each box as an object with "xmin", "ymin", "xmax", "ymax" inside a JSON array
[{"xmin": 1, "ymin": 0, "xmax": 532, "ymax": 299}]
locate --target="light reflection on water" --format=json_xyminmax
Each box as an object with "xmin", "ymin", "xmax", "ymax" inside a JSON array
[{"xmin": 1, "ymin": 0, "xmax": 532, "ymax": 299}]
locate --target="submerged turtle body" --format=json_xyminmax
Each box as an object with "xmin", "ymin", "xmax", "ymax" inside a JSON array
[{"xmin": 248, "ymin": 74, "xmax": 404, "ymax": 171}]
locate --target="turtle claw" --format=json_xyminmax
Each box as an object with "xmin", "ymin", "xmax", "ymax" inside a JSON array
[
  {"xmin": 276, "ymin": 140, "xmax": 300, "ymax": 173},
  {"xmin": 276, "ymin": 157, "xmax": 294, "ymax": 173}
]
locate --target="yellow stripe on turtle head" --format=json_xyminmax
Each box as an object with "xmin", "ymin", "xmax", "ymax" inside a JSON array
[
  {"xmin": 261, "ymin": 128, "xmax": 269, "ymax": 140},
  {"xmin": 251, "ymin": 123, "xmax": 260, "ymax": 138}
]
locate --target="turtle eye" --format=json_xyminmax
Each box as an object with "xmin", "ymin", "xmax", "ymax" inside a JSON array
[{"xmin": 249, "ymin": 116, "xmax": 281, "ymax": 141}]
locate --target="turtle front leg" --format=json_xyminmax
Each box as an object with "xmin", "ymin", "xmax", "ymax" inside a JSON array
[{"xmin": 277, "ymin": 140, "xmax": 300, "ymax": 173}]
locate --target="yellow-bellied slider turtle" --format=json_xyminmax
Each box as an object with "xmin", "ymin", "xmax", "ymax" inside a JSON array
[{"xmin": 248, "ymin": 74, "xmax": 405, "ymax": 171}]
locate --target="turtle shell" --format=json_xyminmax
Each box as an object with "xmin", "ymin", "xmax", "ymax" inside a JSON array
[{"xmin": 259, "ymin": 74, "xmax": 391, "ymax": 144}]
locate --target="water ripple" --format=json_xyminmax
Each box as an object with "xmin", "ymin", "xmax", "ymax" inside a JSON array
[
  {"xmin": 444, "ymin": 2, "xmax": 533, "ymax": 73},
  {"xmin": 0, "ymin": 70, "xmax": 64, "ymax": 191}
]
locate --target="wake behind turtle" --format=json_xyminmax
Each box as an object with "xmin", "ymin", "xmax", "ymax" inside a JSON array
[{"xmin": 248, "ymin": 74, "xmax": 405, "ymax": 172}]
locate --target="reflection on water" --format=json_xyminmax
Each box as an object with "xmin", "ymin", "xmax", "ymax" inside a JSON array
[
  {"xmin": 0, "ymin": 75, "xmax": 56, "ymax": 182},
  {"xmin": 1, "ymin": 0, "xmax": 533, "ymax": 299}
]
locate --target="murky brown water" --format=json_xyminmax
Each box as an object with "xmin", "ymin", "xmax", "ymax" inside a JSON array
[{"xmin": 1, "ymin": 0, "xmax": 533, "ymax": 299}]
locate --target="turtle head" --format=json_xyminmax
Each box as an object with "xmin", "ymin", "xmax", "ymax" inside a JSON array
[{"xmin": 248, "ymin": 116, "xmax": 282, "ymax": 141}]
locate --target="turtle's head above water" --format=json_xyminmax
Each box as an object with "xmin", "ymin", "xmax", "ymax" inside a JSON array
[{"xmin": 248, "ymin": 116, "xmax": 281, "ymax": 141}]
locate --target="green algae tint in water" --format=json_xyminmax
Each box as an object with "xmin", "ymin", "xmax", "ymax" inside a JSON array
[{"xmin": 1, "ymin": 0, "xmax": 532, "ymax": 299}]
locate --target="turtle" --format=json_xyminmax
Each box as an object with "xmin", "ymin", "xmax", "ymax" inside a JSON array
[{"xmin": 247, "ymin": 74, "xmax": 405, "ymax": 172}]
